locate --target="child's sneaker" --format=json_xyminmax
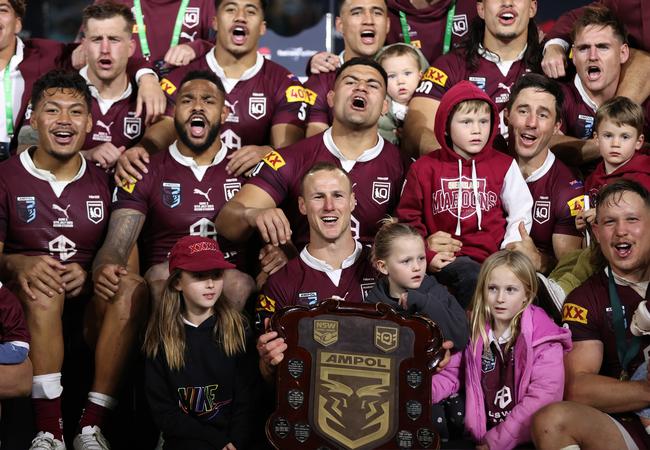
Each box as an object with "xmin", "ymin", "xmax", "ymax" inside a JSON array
[
  {"xmin": 30, "ymin": 431, "xmax": 66, "ymax": 450},
  {"xmin": 72, "ymin": 426, "xmax": 110, "ymax": 450}
]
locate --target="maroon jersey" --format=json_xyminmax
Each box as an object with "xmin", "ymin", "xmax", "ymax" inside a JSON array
[
  {"xmin": 247, "ymin": 130, "xmax": 408, "ymax": 247},
  {"xmin": 526, "ymin": 152, "xmax": 584, "ymax": 259},
  {"xmin": 82, "ymin": 69, "xmax": 143, "ymax": 151},
  {"xmin": 0, "ymin": 285, "xmax": 30, "ymax": 347},
  {"xmin": 114, "ymin": 143, "xmax": 244, "ymax": 271},
  {"xmin": 413, "ymin": 49, "xmax": 531, "ymax": 137},
  {"xmin": 303, "ymin": 71, "xmax": 335, "ymax": 126},
  {"xmin": 160, "ymin": 52, "xmax": 307, "ymax": 152},
  {"xmin": 386, "ymin": 0, "xmax": 478, "ymax": 63},
  {"xmin": 0, "ymin": 151, "xmax": 110, "ymax": 270},
  {"xmin": 481, "ymin": 340, "xmax": 516, "ymax": 429},
  {"xmin": 584, "ymin": 153, "xmax": 650, "ymax": 205},
  {"xmin": 255, "ymin": 244, "xmax": 378, "ymax": 320}
]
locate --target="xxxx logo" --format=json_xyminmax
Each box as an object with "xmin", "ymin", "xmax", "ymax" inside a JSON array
[
  {"xmin": 262, "ymin": 150, "xmax": 286, "ymax": 171},
  {"xmin": 562, "ymin": 303, "xmax": 588, "ymax": 325},
  {"xmin": 422, "ymin": 67, "xmax": 448, "ymax": 87}
]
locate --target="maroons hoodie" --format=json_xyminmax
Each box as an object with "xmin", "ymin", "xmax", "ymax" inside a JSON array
[
  {"xmin": 585, "ymin": 152, "xmax": 650, "ymax": 202},
  {"xmin": 397, "ymin": 81, "xmax": 533, "ymax": 263}
]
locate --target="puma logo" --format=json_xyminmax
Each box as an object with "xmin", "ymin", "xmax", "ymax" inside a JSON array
[
  {"xmin": 225, "ymin": 100, "xmax": 238, "ymax": 114},
  {"xmin": 52, "ymin": 204, "xmax": 71, "ymax": 220},
  {"xmin": 96, "ymin": 120, "xmax": 114, "ymax": 135},
  {"xmin": 193, "ymin": 187, "xmax": 212, "ymax": 202},
  {"xmin": 497, "ymin": 82, "xmax": 513, "ymax": 94},
  {"xmin": 180, "ymin": 31, "xmax": 197, "ymax": 42}
]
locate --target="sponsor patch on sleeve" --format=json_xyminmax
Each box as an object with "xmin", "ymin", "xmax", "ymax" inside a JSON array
[
  {"xmin": 256, "ymin": 294, "xmax": 277, "ymax": 313},
  {"xmin": 119, "ymin": 179, "xmax": 137, "ymax": 194},
  {"xmin": 262, "ymin": 150, "xmax": 286, "ymax": 171},
  {"xmin": 285, "ymin": 85, "xmax": 316, "ymax": 105},
  {"xmin": 562, "ymin": 302, "xmax": 588, "ymax": 325},
  {"xmin": 567, "ymin": 195, "xmax": 585, "ymax": 216},
  {"xmin": 160, "ymin": 78, "xmax": 177, "ymax": 95},
  {"xmin": 422, "ymin": 66, "xmax": 448, "ymax": 87}
]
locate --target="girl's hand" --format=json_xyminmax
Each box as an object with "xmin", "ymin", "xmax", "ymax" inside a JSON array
[
  {"xmin": 222, "ymin": 443, "xmax": 237, "ymax": 450},
  {"xmin": 429, "ymin": 251, "xmax": 455, "ymax": 272},
  {"xmin": 398, "ymin": 292, "xmax": 408, "ymax": 310},
  {"xmin": 476, "ymin": 444, "xmax": 489, "ymax": 450}
]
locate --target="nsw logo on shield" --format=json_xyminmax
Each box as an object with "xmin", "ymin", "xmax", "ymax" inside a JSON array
[
  {"xmin": 17, "ymin": 196, "xmax": 36, "ymax": 223},
  {"xmin": 162, "ymin": 182, "xmax": 181, "ymax": 208}
]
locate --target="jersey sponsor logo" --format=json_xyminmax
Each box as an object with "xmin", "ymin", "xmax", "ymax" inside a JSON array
[
  {"xmin": 93, "ymin": 120, "xmax": 113, "ymax": 143},
  {"xmin": 533, "ymin": 200, "xmax": 550, "ymax": 225},
  {"xmin": 256, "ymin": 294, "xmax": 276, "ymax": 313},
  {"xmin": 372, "ymin": 180, "xmax": 391, "ymax": 205},
  {"xmin": 469, "ymin": 76, "xmax": 486, "ymax": 91},
  {"xmin": 578, "ymin": 114, "xmax": 595, "ymax": 139},
  {"xmin": 224, "ymin": 100, "xmax": 239, "ymax": 123},
  {"xmin": 193, "ymin": 187, "xmax": 214, "ymax": 212},
  {"xmin": 249, "ymin": 94, "xmax": 267, "ymax": 120},
  {"xmin": 415, "ymin": 80, "xmax": 433, "ymax": 95},
  {"xmin": 162, "ymin": 182, "xmax": 181, "ymax": 208},
  {"xmin": 86, "ymin": 200, "xmax": 104, "ymax": 224},
  {"xmin": 422, "ymin": 67, "xmax": 448, "ymax": 87},
  {"xmin": 48, "ymin": 235, "xmax": 77, "ymax": 262},
  {"xmin": 433, "ymin": 176, "xmax": 498, "ymax": 219},
  {"xmin": 16, "ymin": 196, "xmax": 36, "ymax": 223},
  {"xmin": 189, "ymin": 218, "xmax": 218, "ymax": 239},
  {"xmin": 350, "ymin": 214, "xmax": 360, "ymax": 240},
  {"xmin": 495, "ymin": 82, "xmax": 513, "ymax": 104},
  {"xmin": 182, "ymin": 7, "xmax": 200, "ymax": 28},
  {"xmin": 220, "ymin": 129, "xmax": 241, "ymax": 151},
  {"xmin": 52, "ymin": 203, "xmax": 73, "ymax": 228},
  {"xmin": 494, "ymin": 386, "xmax": 512, "ymax": 409},
  {"xmin": 360, "ymin": 282, "xmax": 374, "ymax": 300},
  {"xmin": 262, "ymin": 150, "xmax": 286, "ymax": 171},
  {"xmin": 299, "ymin": 291, "xmax": 318, "ymax": 306},
  {"xmin": 180, "ymin": 30, "xmax": 197, "ymax": 42},
  {"xmin": 562, "ymin": 302, "xmax": 588, "ymax": 325},
  {"xmin": 160, "ymin": 78, "xmax": 177, "ymax": 95},
  {"xmin": 314, "ymin": 319, "xmax": 338, "ymax": 346},
  {"xmin": 569, "ymin": 179, "xmax": 584, "ymax": 190},
  {"xmin": 120, "ymin": 179, "xmax": 137, "ymax": 194},
  {"xmin": 567, "ymin": 195, "xmax": 585, "ymax": 217},
  {"xmin": 452, "ymin": 14, "xmax": 468, "ymax": 37},
  {"xmin": 223, "ymin": 179, "xmax": 241, "ymax": 201},
  {"xmin": 123, "ymin": 116, "xmax": 142, "ymax": 140},
  {"xmin": 285, "ymin": 85, "xmax": 317, "ymax": 106}
]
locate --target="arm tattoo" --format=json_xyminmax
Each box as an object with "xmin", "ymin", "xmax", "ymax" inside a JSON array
[{"xmin": 93, "ymin": 208, "xmax": 145, "ymax": 271}]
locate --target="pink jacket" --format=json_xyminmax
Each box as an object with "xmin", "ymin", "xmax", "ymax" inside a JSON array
[{"xmin": 431, "ymin": 305, "xmax": 572, "ymax": 450}]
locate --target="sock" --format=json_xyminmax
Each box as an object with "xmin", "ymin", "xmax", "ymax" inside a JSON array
[
  {"xmin": 559, "ymin": 446, "xmax": 581, "ymax": 450},
  {"xmin": 32, "ymin": 397, "xmax": 63, "ymax": 441},
  {"xmin": 78, "ymin": 392, "xmax": 117, "ymax": 430}
]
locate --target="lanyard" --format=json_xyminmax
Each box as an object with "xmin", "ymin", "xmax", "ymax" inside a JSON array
[
  {"xmin": 4, "ymin": 64, "xmax": 13, "ymax": 138},
  {"xmin": 607, "ymin": 266, "xmax": 641, "ymax": 379},
  {"xmin": 133, "ymin": 0, "xmax": 191, "ymax": 61},
  {"xmin": 399, "ymin": 0, "xmax": 456, "ymax": 54}
]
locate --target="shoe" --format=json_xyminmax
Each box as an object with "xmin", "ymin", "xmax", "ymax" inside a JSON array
[
  {"xmin": 73, "ymin": 426, "xmax": 110, "ymax": 450},
  {"xmin": 536, "ymin": 273, "xmax": 566, "ymax": 324},
  {"xmin": 30, "ymin": 431, "xmax": 66, "ymax": 450}
]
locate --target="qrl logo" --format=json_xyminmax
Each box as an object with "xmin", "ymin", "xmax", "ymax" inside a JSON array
[
  {"xmin": 123, "ymin": 117, "xmax": 142, "ymax": 140},
  {"xmin": 86, "ymin": 201, "xmax": 104, "ymax": 224},
  {"xmin": 223, "ymin": 181, "xmax": 241, "ymax": 201},
  {"xmin": 249, "ymin": 96, "xmax": 267, "ymax": 120},
  {"xmin": 183, "ymin": 7, "xmax": 200, "ymax": 28},
  {"xmin": 372, "ymin": 181, "xmax": 391, "ymax": 205}
]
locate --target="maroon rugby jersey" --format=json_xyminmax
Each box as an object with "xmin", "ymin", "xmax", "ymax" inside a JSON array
[
  {"xmin": 0, "ymin": 285, "xmax": 30, "ymax": 348},
  {"xmin": 160, "ymin": 52, "xmax": 307, "ymax": 152},
  {"xmin": 386, "ymin": 0, "xmax": 477, "ymax": 63},
  {"xmin": 247, "ymin": 129, "xmax": 408, "ymax": 247},
  {"xmin": 255, "ymin": 244, "xmax": 378, "ymax": 320},
  {"xmin": 481, "ymin": 340, "xmax": 516, "ymax": 430},
  {"xmin": 114, "ymin": 142, "xmax": 244, "ymax": 271},
  {"xmin": 303, "ymin": 71, "xmax": 335, "ymax": 126},
  {"xmin": 0, "ymin": 151, "xmax": 110, "ymax": 270},
  {"xmin": 413, "ymin": 49, "xmax": 531, "ymax": 137},
  {"xmin": 526, "ymin": 152, "xmax": 583, "ymax": 259}
]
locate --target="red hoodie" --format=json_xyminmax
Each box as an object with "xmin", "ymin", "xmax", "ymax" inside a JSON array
[
  {"xmin": 386, "ymin": 0, "xmax": 478, "ymax": 63},
  {"xmin": 397, "ymin": 81, "xmax": 533, "ymax": 263},
  {"xmin": 585, "ymin": 152, "xmax": 650, "ymax": 202}
]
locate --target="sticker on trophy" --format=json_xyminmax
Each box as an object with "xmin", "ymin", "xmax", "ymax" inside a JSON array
[
  {"xmin": 287, "ymin": 389, "xmax": 304, "ymax": 410},
  {"xmin": 396, "ymin": 430, "xmax": 414, "ymax": 448},
  {"xmin": 406, "ymin": 400, "xmax": 422, "ymax": 421},
  {"xmin": 294, "ymin": 423, "xmax": 310, "ymax": 443},
  {"xmin": 288, "ymin": 358, "xmax": 304, "ymax": 379},
  {"xmin": 417, "ymin": 428, "xmax": 435, "ymax": 448},
  {"xmin": 406, "ymin": 369, "xmax": 423, "ymax": 388},
  {"xmin": 273, "ymin": 417, "xmax": 290, "ymax": 438}
]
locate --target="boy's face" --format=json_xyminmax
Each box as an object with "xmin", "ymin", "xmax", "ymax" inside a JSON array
[
  {"xmin": 382, "ymin": 53, "xmax": 422, "ymax": 106},
  {"xmin": 595, "ymin": 118, "xmax": 644, "ymax": 173},
  {"xmin": 449, "ymin": 105, "xmax": 491, "ymax": 159}
]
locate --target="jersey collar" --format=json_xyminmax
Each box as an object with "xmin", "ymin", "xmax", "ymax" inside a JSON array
[
  {"xmin": 168, "ymin": 141, "xmax": 228, "ymax": 182},
  {"xmin": 79, "ymin": 66, "xmax": 133, "ymax": 115},
  {"xmin": 604, "ymin": 268, "xmax": 649, "ymax": 299},
  {"xmin": 20, "ymin": 148, "xmax": 87, "ymax": 197},
  {"xmin": 524, "ymin": 149, "xmax": 555, "ymax": 183},
  {"xmin": 206, "ymin": 50, "xmax": 264, "ymax": 94},
  {"xmin": 573, "ymin": 75, "xmax": 599, "ymax": 113},
  {"xmin": 12, "ymin": 37, "xmax": 24, "ymax": 68},
  {"xmin": 322, "ymin": 127, "xmax": 384, "ymax": 172},
  {"xmin": 300, "ymin": 240, "xmax": 363, "ymax": 287}
]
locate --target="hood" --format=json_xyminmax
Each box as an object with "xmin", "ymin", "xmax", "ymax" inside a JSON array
[
  {"xmin": 387, "ymin": 0, "xmax": 456, "ymax": 21},
  {"xmin": 434, "ymin": 80, "xmax": 500, "ymax": 161},
  {"xmin": 523, "ymin": 305, "xmax": 573, "ymax": 352},
  {"xmin": 375, "ymin": 42, "xmax": 430, "ymax": 71}
]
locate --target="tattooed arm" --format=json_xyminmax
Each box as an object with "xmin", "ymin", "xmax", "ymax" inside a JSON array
[{"xmin": 92, "ymin": 209, "xmax": 146, "ymax": 300}]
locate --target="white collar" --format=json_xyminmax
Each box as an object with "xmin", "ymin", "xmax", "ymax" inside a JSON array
[
  {"xmin": 205, "ymin": 50, "xmax": 264, "ymax": 94},
  {"xmin": 524, "ymin": 149, "xmax": 555, "ymax": 183},
  {"xmin": 299, "ymin": 240, "xmax": 363, "ymax": 286},
  {"xmin": 479, "ymin": 43, "xmax": 526, "ymax": 63},
  {"xmin": 11, "ymin": 37, "xmax": 24, "ymax": 68},
  {"xmin": 487, "ymin": 327, "xmax": 513, "ymax": 358},
  {"xmin": 573, "ymin": 75, "xmax": 599, "ymax": 113},
  {"xmin": 79, "ymin": 66, "xmax": 133, "ymax": 115},
  {"xmin": 182, "ymin": 316, "xmax": 199, "ymax": 327},
  {"xmin": 604, "ymin": 268, "xmax": 649, "ymax": 299},
  {"xmin": 20, "ymin": 148, "xmax": 87, "ymax": 197},
  {"xmin": 323, "ymin": 128, "xmax": 384, "ymax": 172},
  {"xmin": 168, "ymin": 141, "xmax": 227, "ymax": 182}
]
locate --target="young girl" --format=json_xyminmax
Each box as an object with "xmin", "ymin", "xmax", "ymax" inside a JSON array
[
  {"xmin": 143, "ymin": 236, "xmax": 258, "ymax": 450},
  {"xmin": 366, "ymin": 219, "xmax": 469, "ymax": 350},
  {"xmin": 432, "ymin": 250, "xmax": 572, "ymax": 450}
]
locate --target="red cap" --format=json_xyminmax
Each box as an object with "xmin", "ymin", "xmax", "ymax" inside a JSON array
[{"xmin": 168, "ymin": 236, "xmax": 235, "ymax": 272}]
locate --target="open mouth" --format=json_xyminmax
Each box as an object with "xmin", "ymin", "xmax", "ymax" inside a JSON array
[
  {"xmin": 321, "ymin": 216, "xmax": 338, "ymax": 224},
  {"xmin": 352, "ymin": 96, "xmax": 366, "ymax": 109},
  {"xmin": 587, "ymin": 65, "xmax": 601, "ymax": 81},
  {"xmin": 231, "ymin": 26, "xmax": 247, "ymax": 45},
  {"xmin": 614, "ymin": 243, "xmax": 632, "ymax": 258},
  {"xmin": 520, "ymin": 132, "xmax": 537, "ymax": 145},
  {"xmin": 52, "ymin": 130, "xmax": 74, "ymax": 145},
  {"xmin": 360, "ymin": 30, "xmax": 375, "ymax": 45},
  {"xmin": 498, "ymin": 11, "xmax": 516, "ymax": 25},
  {"xmin": 189, "ymin": 115, "xmax": 207, "ymax": 138}
]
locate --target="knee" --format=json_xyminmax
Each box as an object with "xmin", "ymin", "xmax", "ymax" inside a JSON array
[
  {"xmin": 144, "ymin": 262, "xmax": 169, "ymax": 285},
  {"xmin": 223, "ymin": 269, "xmax": 256, "ymax": 312},
  {"xmin": 19, "ymin": 290, "xmax": 64, "ymax": 316},
  {"xmin": 531, "ymin": 402, "xmax": 574, "ymax": 444},
  {"xmin": 111, "ymin": 273, "xmax": 150, "ymax": 320}
]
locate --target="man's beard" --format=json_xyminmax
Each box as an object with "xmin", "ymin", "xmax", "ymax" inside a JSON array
[{"xmin": 174, "ymin": 117, "xmax": 221, "ymax": 155}]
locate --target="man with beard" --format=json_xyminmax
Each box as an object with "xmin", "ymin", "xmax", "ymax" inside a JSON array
[
  {"xmin": 403, "ymin": 0, "xmax": 541, "ymax": 156},
  {"xmin": 0, "ymin": 70, "xmax": 147, "ymax": 449},
  {"xmin": 95, "ymin": 70, "xmax": 254, "ymax": 313}
]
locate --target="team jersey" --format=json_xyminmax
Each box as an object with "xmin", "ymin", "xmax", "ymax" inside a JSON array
[
  {"xmin": 412, "ymin": 47, "xmax": 532, "ymax": 137},
  {"xmin": 0, "ymin": 150, "xmax": 110, "ymax": 270},
  {"xmin": 255, "ymin": 243, "xmax": 378, "ymax": 321},
  {"xmin": 81, "ymin": 68, "xmax": 143, "ymax": 151},
  {"xmin": 247, "ymin": 129, "xmax": 407, "ymax": 247},
  {"xmin": 0, "ymin": 284, "xmax": 30, "ymax": 350},
  {"xmin": 160, "ymin": 51, "xmax": 308, "ymax": 152},
  {"xmin": 525, "ymin": 152, "xmax": 584, "ymax": 259},
  {"xmin": 114, "ymin": 142, "xmax": 244, "ymax": 271},
  {"xmin": 481, "ymin": 339, "xmax": 516, "ymax": 430},
  {"xmin": 303, "ymin": 71, "xmax": 335, "ymax": 126}
]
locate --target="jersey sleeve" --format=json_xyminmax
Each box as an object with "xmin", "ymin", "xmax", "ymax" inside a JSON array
[
  {"xmin": 562, "ymin": 283, "xmax": 600, "ymax": 342},
  {"xmin": 412, "ymin": 53, "xmax": 461, "ymax": 102},
  {"xmin": 113, "ymin": 170, "xmax": 153, "ymax": 214},
  {"xmin": 304, "ymin": 73, "xmax": 331, "ymax": 125},
  {"xmin": 255, "ymin": 269, "xmax": 293, "ymax": 325},
  {"xmin": 271, "ymin": 71, "xmax": 309, "ymax": 130},
  {"xmin": 554, "ymin": 176, "xmax": 584, "ymax": 237},
  {"xmin": 500, "ymin": 160, "xmax": 534, "ymax": 247},
  {"xmin": 159, "ymin": 65, "xmax": 192, "ymax": 116},
  {"xmin": 0, "ymin": 287, "xmax": 30, "ymax": 348},
  {"xmin": 247, "ymin": 150, "xmax": 293, "ymax": 205}
]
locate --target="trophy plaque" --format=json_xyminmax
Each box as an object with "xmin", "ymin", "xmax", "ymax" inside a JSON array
[{"xmin": 266, "ymin": 299, "xmax": 445, "ymax": 450}]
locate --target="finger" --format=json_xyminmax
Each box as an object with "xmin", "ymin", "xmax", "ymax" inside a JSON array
[
  {"xmin": 35, "ymin": 269, "xmax": 65, "ymax": 292},
  {"xmin": 518, "ymin": 221, "xmax": 529, "ymax": 239},
  {"xmin": 44, "ymin": 256, "xmax": 67, "ymax": 272},
  {"xmin": 258, "ymin": 330, "xmax": 278, "ymax": 345},
  {"xmin": 68, "ymin": 286, "xmax": 83, "ymax": 298},
  {"xmin": 271, "ymin": 214, "xmax": 291, "ymax": 244},
  {"xmin": 30, "ymin": 278, "xmax": 58, "ymax": 298},
  {"xmin": 264, "ymin": 317, "xmax": 271, "ymax": 332},
  {"xmin": 135, "ymin": 93, "xmax": 143, "ymax": 119},
  {"xmin": 102, "ymin": 271, "xmax": 121, "ymax": 286},
  {"xmin": 95, "ymin": 283, "xmax": 118, "ymax": 300},
  {"xmin": 19, "ymin": 278, "xmax": 36, "ymax": 300}
]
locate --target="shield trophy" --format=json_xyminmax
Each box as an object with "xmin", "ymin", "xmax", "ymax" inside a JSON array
[{"xmin": 266, "ymin": 299, "xmax": 445, "ymax": 450}]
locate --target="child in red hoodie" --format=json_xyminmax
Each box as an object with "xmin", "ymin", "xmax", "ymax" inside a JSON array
[{"xmin": 397, "ymin": 81, "xmax": 533, "ymax": 307}]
